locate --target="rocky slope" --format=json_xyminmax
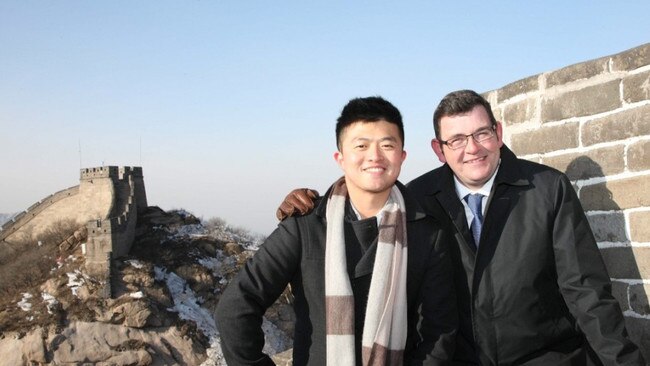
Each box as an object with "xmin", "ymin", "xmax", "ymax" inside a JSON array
[{"xmin": 0, "ymin": 207, "xmax": 295, "ymax": 365}]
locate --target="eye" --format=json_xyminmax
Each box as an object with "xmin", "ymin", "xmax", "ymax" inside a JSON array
[
  {"xmin": 447, "ymin": 137, "xmax": 464, "ymax": 147},
  {"xmin": 381, "ymin": 143, "xmax": 395, "ymax": 149},
  {"xmin": 474, "ymin": 129, "xmax": 492, "ymax": 141}
]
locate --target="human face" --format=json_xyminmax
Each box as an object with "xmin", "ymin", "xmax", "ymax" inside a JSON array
[
  {"xmin": 335, "ymin": 120, "xmax": 406, "ymax": 200},
  {"xmin": 431, "ymin": 105, "xmax": 503, "ymax": 190}
]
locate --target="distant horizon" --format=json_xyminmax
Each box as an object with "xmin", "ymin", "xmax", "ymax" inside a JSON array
[{"xmin": 2, "ymin": 2, "xmax": 650, "ymax": 234}]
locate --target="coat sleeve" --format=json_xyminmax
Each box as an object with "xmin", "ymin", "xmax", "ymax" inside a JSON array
[
  {"xmin": 552, "ymin": 174, "xmax": 644, "ymax": 365},
  {"xmin": 409, "ymin": 226, "xmax": 458, "ymax": 366},
  {"xmin": 215, "ymin": 218, "xmax": 302, "ymax": 366}
]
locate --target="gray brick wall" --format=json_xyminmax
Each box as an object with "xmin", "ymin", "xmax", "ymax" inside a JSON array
[{"xmin": 486, "ymin": 42, "xmax": 650, "ymax": 360}]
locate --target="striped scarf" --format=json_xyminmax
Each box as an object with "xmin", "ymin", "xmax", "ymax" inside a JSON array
[{"xmin": 325, "ymin": 177, "xmax": 408, "ymax": 366}]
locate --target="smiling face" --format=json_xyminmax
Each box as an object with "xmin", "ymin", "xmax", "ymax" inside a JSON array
[
  {"xmin": 335, "ymin": 120, "xmax": 406, "ymax": 202},
  {"xmin": 431, "ymin": 105, "xmax": 503, "ymax": 190}
]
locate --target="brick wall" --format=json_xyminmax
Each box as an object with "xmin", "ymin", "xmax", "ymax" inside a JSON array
[{"xmin": 485, "ymin": 43, "xmax": 650, "ymax": 357}]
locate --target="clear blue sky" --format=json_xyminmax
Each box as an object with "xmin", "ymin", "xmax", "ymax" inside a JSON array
[{"xmin": 1, "ymin": 1, "xmax": 649, "ymax": 235}]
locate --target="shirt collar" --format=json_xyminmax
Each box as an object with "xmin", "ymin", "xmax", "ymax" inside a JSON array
[{"xmin": 453, "ymin": 160, "xmax": 500, "ymax": 199}]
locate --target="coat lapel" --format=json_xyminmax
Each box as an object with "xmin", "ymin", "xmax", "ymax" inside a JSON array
[
  {"xmin": 472, "ymin": 146, "xmax": 530, "ymax": 292},
  {"xmin": 430, "ymin": 165, "xmax": 477, "ymax": 255}
]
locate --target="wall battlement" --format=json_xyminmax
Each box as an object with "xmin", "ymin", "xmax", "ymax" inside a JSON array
[
  {"xmin": 80, "ymin": 166, "xmax": 119, "ymax": 180},
  {"xmin": 485, "ymin": 42, "xmax": 650, "ymax": 356},
  {"xmin": 0, "ymin": 186, "xmax": 79, "ymax": 241},
  {"xmin": 83, "ymin": 166, "xmax": 146, "ymax": 293},
  {"xmin": 2, "ymin": 165, "xmax": 147, "ymax": 298}
]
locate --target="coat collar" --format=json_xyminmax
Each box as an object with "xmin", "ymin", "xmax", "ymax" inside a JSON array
[
  {"xmin": 419, "ymin": 145, "xmax": 530, "ymax": 252},
  {"xmin": 492, "ymin": 145, "xmax": 530, "ymax": 189},
  {"xmin": 315, "ymin": 180, "xmax": 427, "ymax": 222}
]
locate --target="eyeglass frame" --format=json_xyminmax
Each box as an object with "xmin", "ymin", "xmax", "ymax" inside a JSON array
[{"xmin": 438, "ymin": 125, "xmax": 497, "ymax": 150}]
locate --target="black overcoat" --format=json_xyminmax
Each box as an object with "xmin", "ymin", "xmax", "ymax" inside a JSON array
[
  {"xmin": 407, "ymin": 145, "xmax": 643, "ymax": 366},
  {"xmin": 215, "ymin": 182, "xmax": 458, "ymax": 366}
]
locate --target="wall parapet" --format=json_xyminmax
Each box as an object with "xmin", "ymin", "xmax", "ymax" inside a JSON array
[
  {"xmin": 0, "ymin": 186, "xmax": 80, "ymax": 241},
  {"xmin": 486, "ymin": 42, "xmax": 650, "ymax": 356},
  {"xmin": 84, "ymin": 166, "xmax": 145, "ymax": 290}
]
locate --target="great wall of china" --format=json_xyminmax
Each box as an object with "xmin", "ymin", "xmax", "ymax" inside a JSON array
[{"xmin": 0, "ymin": 166, "xmax": 147, "ymax": 297}]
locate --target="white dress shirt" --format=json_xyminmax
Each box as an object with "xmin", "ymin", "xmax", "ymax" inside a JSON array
[{"xmin": 453, "ymin": 163, "xmax": 500, "ymax": 229}]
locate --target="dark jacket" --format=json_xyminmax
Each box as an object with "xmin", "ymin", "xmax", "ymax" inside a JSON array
[
  {"xmin": 407, "ymin": 146, "xmax": 643, "ymax": 366},
  {"xmin": 215, "ymin": 182, "xmax": 457, "ymax": 366}
]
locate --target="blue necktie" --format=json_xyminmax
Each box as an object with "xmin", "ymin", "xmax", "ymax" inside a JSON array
[{"xmin": 464, "ymin": 193, "xmax": 484, "ymax": 248}]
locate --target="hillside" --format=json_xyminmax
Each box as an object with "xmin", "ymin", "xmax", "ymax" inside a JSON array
[{"xmin": 0, "ymin": 207, "xmax": 294, "ymax": 365}]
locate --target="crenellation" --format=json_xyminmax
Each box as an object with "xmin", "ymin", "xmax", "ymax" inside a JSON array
[
  {"xmin": 13, "ymin": 212, "xmax": 26, "ymax": 222},
  {"xmin": 80, "ymin": 166, "xmax": 121, "ymax": 181}
]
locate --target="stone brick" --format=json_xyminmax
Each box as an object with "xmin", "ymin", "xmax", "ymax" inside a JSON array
[
  {"xmin": 518, "ymin": 155, "xmax": 542, "ymax": 164},
  {"xmin": 599, "ymin": 247, "xmax": 650, "ymax": 279},
  {"xmin": 497, "ymin": 75, "xmax": 539, "ymax": 103},
  {"xmin": 510, "ymin": 122, "xmax": 578, "ymax": 156},
  {"xmin": 582, "ymin": 104, "xmax": 650, "ymax": 146},
  {"xmin": 632, "ymin": 247, "xmax": 650, "ymax": 280},
  {"xmin": 630, "ymin": 211, "xmax": 650, "ymax": 243},
  {"xmin": 611, "ymin": 43, "xmax": 650, "ymax": 72},
  {"xmin": 541, "ymin": 80, "xmax": 621, "ymax": 122},
  {"xmin": 580, "ymin": 176, "xmax": 650, "ymax": 210},
  {"xmin": 628, "ymin": 140, "xmax": 650, "ymax": 172},
  {"xmin": 630, "ymin": 284, "xmax": 650, "ymax": 315},
  {"xmin": 624, "ymin": 317, "xmax": 650, "ymax": 361},
  {"xmin": 502, "ymin": 98, "xmax": 536, "ymax": 125},
  {"xmin": 611, "ymin": 280, "xmax": 630, "ymax": 310},
  {"xmin": 492, "ymin": 106, "xmax": 504, "ymax": 123},
  {"xmin": 623, "ymin": 70, "xmax": 650, "ymax": 103},
  {"xmin": 586, "ymin": 213, "xmax": 628, "ymax": 243},
  {"xmin": 546, "ymin": 57, "xmax": 609, "ymax": 88},
  {"xmin": 541, "ymin": 145, "xmax": 625, "ymax": 180}
]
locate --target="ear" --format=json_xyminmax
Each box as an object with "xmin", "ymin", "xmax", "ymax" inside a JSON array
[
  {"xmin": 334, "ymin": 151, "xmax": 344, "ymax": 169},
  {"xmin": 431, "ymin": 139, "xmax": 447, "ymax": 163},
  {"xmin": 495, "ymin": 122, "xmax": 504, "ymax": 148},
  {"xmin": 401, "ymin": 150, "xmax": 407, "ymax": 163}
]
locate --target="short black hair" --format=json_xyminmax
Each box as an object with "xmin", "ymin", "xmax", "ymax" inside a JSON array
[
  {"xmin": 432, "ymin": 90, "xmax": 497, "ymax": 140},
  {"xmin": 336, "ymin": 96, "xmax": 404, "ymax": 150}
]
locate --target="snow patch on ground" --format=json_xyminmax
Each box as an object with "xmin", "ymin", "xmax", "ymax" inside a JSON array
[
  {"xmin": 126, "ymin": 259, "xmax": 145, "ymax": 269},
  {"xmin": 17, "ymin": 293, "xmax": 32, "ymax": 311},
  {"xmin": 41, "ymin": 292, "xmax": 58, "ymax": 314},
  {"xmin": 155, "ymin": 264, "xmax": 292, "ymax": 365},
  {"xmin": 66, "ymin": 270, "xmax": 85, "ymax": 296}
]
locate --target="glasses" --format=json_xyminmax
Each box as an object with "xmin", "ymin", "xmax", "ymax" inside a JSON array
[{"xmin": 439, "ymin": 125, "xmax": 496, "ymax": 150}]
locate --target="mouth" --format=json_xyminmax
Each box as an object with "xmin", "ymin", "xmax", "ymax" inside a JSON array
[
  {"xmin": 464, "ymin": 156, "xmax": 486, "ymax": 164},
  {"xmin": 363, "ymin": 166, "xmax": 386, "ymax": 173}
]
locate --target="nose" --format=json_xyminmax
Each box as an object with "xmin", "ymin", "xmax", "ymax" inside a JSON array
[
  {"xmin": 464, "ymin": 135, "xmax": 481, "ymax": 153},
  {"xmin": 367, "ymin": 144, "xmax": 384, "ymax": 161}
]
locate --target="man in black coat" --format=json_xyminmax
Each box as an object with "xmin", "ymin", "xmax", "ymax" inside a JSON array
[
  {"xmin": 216, "ymin": 96, "xmax": 457, "ymax": 366},
  {"xmin": 278, "ymin": 90, "xmax": 644, "ymax": 365}
]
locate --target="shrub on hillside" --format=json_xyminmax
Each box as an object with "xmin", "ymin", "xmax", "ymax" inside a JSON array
[
  {"xmin": 0, "ymin": 219, "xmax": 78, "ymax": 297},
  {"xmin": 203, "ymin": 216, "xmax": 265, "ymax": 249}
]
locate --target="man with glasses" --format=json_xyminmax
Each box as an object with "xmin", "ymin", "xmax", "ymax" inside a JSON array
[{"xmin": 277, "ymin": 90, "xmax": 643, "ymax": 365}]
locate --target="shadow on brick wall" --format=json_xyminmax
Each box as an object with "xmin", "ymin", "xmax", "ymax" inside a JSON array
[{"xmin": 566, "ymin": 156, "xmax": 649, "ymax": 355}]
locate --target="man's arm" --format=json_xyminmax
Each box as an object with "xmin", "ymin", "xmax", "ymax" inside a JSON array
[
  {"xmin": 552, "ymin": 174, "xmax": 644, "ymax": 365},
  {"xmin": 215, "ymin": 219, "xmax": 302, "ymax": 366},
  {"xmin": 275, "ymin": 188, "xmax": 319, "ymax": 220},
  {"xmin": 410, "ymin": 226, "xmax": 458, "ymax": 365}
]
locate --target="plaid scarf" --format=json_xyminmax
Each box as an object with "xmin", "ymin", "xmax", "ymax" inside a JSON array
[{"xmin": 325, "ymin": 178, "xmax": 408, "ymax": 366}]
